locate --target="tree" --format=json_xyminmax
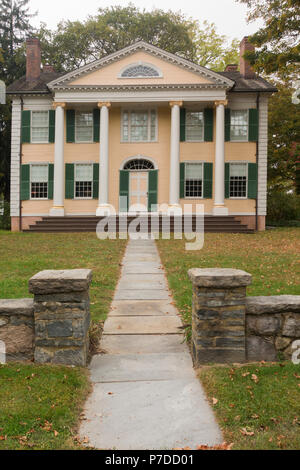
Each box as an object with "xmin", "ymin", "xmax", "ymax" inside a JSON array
[
  {"xmin": 268, "ymin": 81, "xmax": 300, "ymax": 192},
  {"xmin": 237, "ymin": 0, "xmax": 300, "ymax": 75},
  {"xmin": 0, "ymin": 0, "xmax": 35, "ymax": 200},
  {"xmin": 192, "ymin": 20, "xmax": 239, "ymax": 71}
]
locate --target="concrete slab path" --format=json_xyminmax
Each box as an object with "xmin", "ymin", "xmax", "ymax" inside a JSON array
[{"xmin": 80, "ymin": 238, "xmax": 222, "ymax": 450}]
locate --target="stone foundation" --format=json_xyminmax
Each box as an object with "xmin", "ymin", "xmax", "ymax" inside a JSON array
[
  {"xmin": 234, "ymin": 215, "xmax": 266, "ymax": 231},
  {"xmin": 11, "ymin": 216, "xmax": 42, "ymax": 232},
  {"xmin": 29, "ymin": 269, "xmax": 92, "ymax": 367}
]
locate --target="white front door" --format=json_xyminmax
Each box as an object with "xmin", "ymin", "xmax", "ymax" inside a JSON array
[{"xmin": 129, "ymin": 172, "xmax": 148, "ymax": 212}]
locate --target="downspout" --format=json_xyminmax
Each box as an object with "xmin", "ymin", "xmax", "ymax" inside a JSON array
[
  {"xmin": 255, "ymin": 93, "xmax": 260, "ymax": 232},
  {"xmin": 19, "ymin": 95, "xmax": 23, "ymax": 232}
]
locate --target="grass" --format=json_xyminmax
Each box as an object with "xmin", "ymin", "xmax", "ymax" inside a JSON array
[
  {"xmin": 0, "ymin": 231, "xmax": 127, "ymax": 323},
  {"xmin": 199, "ymin": 362, "xmax": 300, "ymax": 450},
  {"xmin": 0, "ymin": 363, "xmax": 90, "ymax": 450},
  {"xmin": 157, "ymin": 228, "xmax": 300, "ymax": 333}
]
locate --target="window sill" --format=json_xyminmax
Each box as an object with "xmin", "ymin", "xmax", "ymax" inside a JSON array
[
  {"xmin": 30, "ymin": 198, "xmax": 49, "ymax": 201},
  {"xmin": 121, "ymin": 140, "xmax": 158, "ymax": 144}
]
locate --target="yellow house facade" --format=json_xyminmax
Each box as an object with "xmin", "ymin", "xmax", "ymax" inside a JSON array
[{"xmin": 8, "ymin": 38, "xmax": 277, "ymax": 231}]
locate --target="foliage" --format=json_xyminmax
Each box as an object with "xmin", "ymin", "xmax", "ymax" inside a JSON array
[
  {"xmin": 0, "ymin": 200, "xmax": 11, "ymax": 229},
  {"xmin": 0, "ymin": 363, "xmax": 89, "ymax": 449},
  {"xmin": 237, "ymin": 0, "xmax": 300, "ymax": 75},
  {"xmin": 267, "ymin": 190, "xmax": 300, "ymax": 225},
  {"xmin": 268, "ymin": 81, "xmax": 300, "ymax": 192},
  {"xmin": 199, "ymin": 362, "xmax": 300, "ymax": 450},
  {"xmin": 0, "ymin": 232, "xmax": 126, "ymax": 323}
]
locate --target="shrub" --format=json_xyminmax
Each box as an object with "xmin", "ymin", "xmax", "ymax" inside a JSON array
[
  {"xmin": 267, "ymin": 191, "xmax": 300, "ymax": 226},
  {"xmin": 0, "ymin": 200, "xmax": 11, "ymax": 230}
]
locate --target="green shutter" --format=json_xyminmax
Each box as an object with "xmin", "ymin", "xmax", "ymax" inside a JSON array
[
  {"xmin": 204, "ymin": 108, "xmax": 213, "ymax": 142},
  {"xmin": 20, "ymin": 164, "xmax": 30, "ymax": 200},
  {"xmin": 225, "ymin": 108, "xmax": 231, "ymax": 142},
  {"xmin": 148, "ymin": 170, "xmax": 158, "ymax": 212},
  {"xmin": 248, "ymin": 163, "xmax": 258, "ymax": 199},
  {"xmin": 119, "ymin": 170, "xmax": 129, "ymax": 212},
  {"xmin": 248, "ymin": 109, "xmax": 259, "ymax": 142},
  {"xmin": 225, "ymin": 163, "xmax": 230, "ymax": 199},
  {"xmin": 21, "ymin": 110, "xmax": 31, "ymax": 143},
  {"xmin": 93, "ymin": 109, "xmax": 100, "ymax": 143},
  {"xmin": 48, "ymin": 110, "xmax": 55, "ymax": 143},
  {"xmin": 93, "ymin": 163, "xmax": 99, "ymax": 199},
  {"xmin": 48, "ymin": 164, "xmax": 54, "ymax": 200},
  {"xmin": 180, "ymin": 162, "xmax": 185, "ymax": 199},
  {"xmin": 65, "ymin": 163, "xmax": 74, "ymax": 199},
  {"xmin": 203, "ymin": 163, "xmax": 213, "ymax": 198},
  {"xmin": 66, "ymin": 110, "xmax": 75, "ymax": 143},
  {"xmin": 180, "ymin": 108, "xmax": 186, "ymax": 142}
]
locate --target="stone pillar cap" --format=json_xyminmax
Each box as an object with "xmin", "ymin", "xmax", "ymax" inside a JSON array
[
  {"xmin": 188, "ymin": 268, "xmax": 252, "ymax": 288},
  {"xmin": 29, "ymin": 269, "xmax": 93, "ymax": 294}
]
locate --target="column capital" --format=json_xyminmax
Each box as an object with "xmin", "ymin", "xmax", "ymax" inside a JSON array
[
  {"xmin": 52, "ymin": 102, "xmax": 66, "ymax": 109},
  {"xmin": 214, "ymin": 100, "xmax": 228, "ymax": 107},
  {"xmin": 169, "ymin": 101, "xmax": 183, "ymax": 108},
  {"xmin": 98, "ymin": 102, "xmax": 111, "ymax": 109}
]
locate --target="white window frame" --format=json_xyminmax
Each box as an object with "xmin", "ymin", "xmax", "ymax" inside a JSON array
[
  {"xmin": 185, "ymin": 110, "xmax": 205, "ymax": 142},
  {"xmin": 119, "ymin": 62, "xmax": 163, "ymax": 79},
  {"xmin": 229, "ymin": 162, "xmax": 248, "ymax": 199},
  {"xmin": 31, "ymin": 111, "xmax": 49, "ymax": 144},
  {"xmin": 75, "ymin": 111, "xmax": 94, "ymax": 144},
  {"xmin": 184, "ymin": 161, "xmax": 204, "ymax": 199},
  {"xmin": 74, "ymin": 163, "xmax": 93, "ymax": 200},
  {"xmin": 230, "ymin": 110, "xmax": 249, "ymax": 143},
  {"xmin": 30, "ymin": 163, "xmax": 49, "ymax": 200},
  {"xmin": 121, "ymin": 109, "xmax": 158, "ymax": 143}
]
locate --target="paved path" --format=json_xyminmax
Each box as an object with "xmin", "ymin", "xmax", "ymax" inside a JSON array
[{"xmin": 80, "ymin": 238, "xmax": 222, "ymax": 450}]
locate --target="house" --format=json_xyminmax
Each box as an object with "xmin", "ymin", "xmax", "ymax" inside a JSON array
[{"xmin": 7, "ymin": 37, "xmax": 277, "ymax": 232}]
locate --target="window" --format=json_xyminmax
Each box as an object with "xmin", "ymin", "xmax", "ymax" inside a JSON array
[
  {"xmin": 230, "ymin": 163, "xmax": 247, "ymax": 198},
  {"xmin": 186, "ymin": 111, "xmax": 204, "ymax": 142},
  {"xmin": 75, "ymin": 164, "xmax": 93, "ymax": 198},
  {"xmin": 31, "ymin": 111, "xmax": 49, "ymax": 143},
  {"xmin": 122, "ymin": 110, "xmax": 157, "ymax": 142},
  {"xmin": 230, "ymin": 110, "xmax": 248, "ymax": 141},
  {"xmin": 123, "ymin": 159, "xmax": 155, "ymax": 170},
  {"xmin": 31, "ymin": 164, "xmax": 48, "ymax": 199},
  {"xmin": 75, "ymin": 112, "xmax": 93, "ymax": 142},
  {"xmin": 121, "ymin": 64, "xmax": 160, "ymax": 78},
  {"xmin": 185, "ymin": 163, "xmax": 203, "ymax": 198}
]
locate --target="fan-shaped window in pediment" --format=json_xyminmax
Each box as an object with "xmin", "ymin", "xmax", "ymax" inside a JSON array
[{"xmin": 120, "ymin": 62, "xmax": 162, "ymax": 78}]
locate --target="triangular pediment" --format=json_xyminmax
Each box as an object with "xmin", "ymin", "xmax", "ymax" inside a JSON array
[{"xmin": 48, "ymin": 42, "xmax": 234, "ymax": 90}]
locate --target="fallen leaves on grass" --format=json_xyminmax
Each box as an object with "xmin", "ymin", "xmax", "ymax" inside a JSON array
[
  {"xmin": 240, "ymin": 428, "xmax": 255, "ymax": 437},
  {"xmin": 212, "ymin": 397, "xmax": 218, "ymax": 405}
]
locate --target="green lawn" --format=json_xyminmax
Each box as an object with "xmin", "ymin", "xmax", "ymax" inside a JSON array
[
  {"xmin": 0, "ymin": 231, "xmax": 127, "ymax": 323},
  {"xmin": 199, "ymin": 362, "xmax": 300, "ymax": 450},
  {"xmin": 157, "ymin": 228, "xmax": 300, "ymax": 335}
]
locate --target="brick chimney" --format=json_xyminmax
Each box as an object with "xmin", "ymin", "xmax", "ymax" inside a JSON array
[
  {"xmin": 26, "ymin": 38, "xmax": 41, "ymax": 81},
  {"xmin": 225, "ymin": 64, "xmax": 238, "ymax": 72},
  {"xmin": 240, "ymin": 36, "xmax": 256, "ymax": 78}
]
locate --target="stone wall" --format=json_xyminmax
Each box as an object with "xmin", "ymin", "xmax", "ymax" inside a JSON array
[
  {"xmin": 246, "ymin": 296, "xmax": 300, "ymax": 361},
  {"xmin": 189, "ymin": 268, "xmax": 300, "ymax": 365},
  {"xmin": 0, "ymin": 299, "xmax": 34, "ymax": 361}
]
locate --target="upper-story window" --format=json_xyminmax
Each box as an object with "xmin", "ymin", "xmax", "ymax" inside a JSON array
[
  {"xmin": 122, "ymin": 110, "xmax": 157, "ymax": 142},
  {"xmin": 230, "ymin": 110, "xmax": 249, "ymax": 142},
  {"xmin": 75, "ymin": 111, "xmax": 93, "ymax": 142},
  {"xmin": 31, "ymin": 111, "xmax": 49, "ymax": 143},
  {"xmin": 186, "ymin": 111, "xmax": 204, "ymax": 142},
  {"xmin": 120, "ymin": 62, "xmax": 162, "ymax": 78}
]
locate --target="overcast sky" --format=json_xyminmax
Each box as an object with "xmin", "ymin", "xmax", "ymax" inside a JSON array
[{"xmin": 29, "ymin": 0, "xmax": 263, "ymax": 43}]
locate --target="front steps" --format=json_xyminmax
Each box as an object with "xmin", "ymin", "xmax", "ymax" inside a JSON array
[{"xmin": 24, "ymin": 215, "xmax": 254, "ymax": 233}]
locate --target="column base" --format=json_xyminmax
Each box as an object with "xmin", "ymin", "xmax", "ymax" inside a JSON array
[
  {"xmin": 213, "ymin": 206, "xmax": 229, "ymax": 216},
  {"xmin": 49, "ymin": 207, "xmax": 65, "ymax": 217},
  {"xmin": 96, "ymin": 204, "xmax": 115, "ymax": 216},
  {"xmin": 166, "ymin": 204, "xmax": 182, "ymax": 215}
]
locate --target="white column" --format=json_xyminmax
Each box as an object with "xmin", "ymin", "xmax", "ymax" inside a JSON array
[
  {"xmin": 213, "ymin": 100, "xmax": 228, "ymax": 216},
  {"xmin": 50, "ymin": 103, "xmax": 65, "ymax": 216},
  {"xmin": 169, "ymin": 101, "xmax": 182, "ymax": 208},
  {"xmin": 96, "ymin": 102, "xmax": 111, "ymax": 216}
]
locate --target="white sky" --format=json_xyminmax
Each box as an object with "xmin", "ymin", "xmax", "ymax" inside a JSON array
[{"xmin": 29, "ymin": 0, "xmax": 263, "ymax": 43}]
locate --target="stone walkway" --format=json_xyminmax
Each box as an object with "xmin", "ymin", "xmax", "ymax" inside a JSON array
[{"xmin": 80, "ymin": 238, "xmax": 222, "ymax": 450}]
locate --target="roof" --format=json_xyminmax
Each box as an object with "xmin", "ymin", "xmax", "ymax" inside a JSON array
[
  {"xmin": 7, "ymin": 71, "xmax": 63, "ymax": 94},
  {"xmin": 7, "ymin": 41, "xmax": 277, "ymax": 95},
  {"xmin": 217, "ymin": 71, "xmax": 277, "ymax": 93}
]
